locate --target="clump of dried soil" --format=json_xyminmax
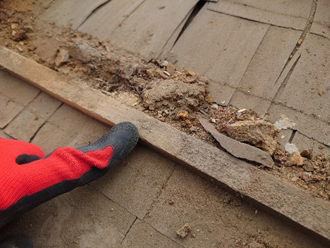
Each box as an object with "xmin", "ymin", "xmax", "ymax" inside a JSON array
[
  {"xmin": 226, "ymin": 120, "xmax": 280, "ymax": 156},
  {"xmin": 142, "ymin": 79, "xmax": 207, "ymax": 111}
]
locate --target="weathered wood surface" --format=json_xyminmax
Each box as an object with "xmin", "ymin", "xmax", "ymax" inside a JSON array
[{"xmin": 1, "ymin": 46, "xmax": 330, "ymax": 243}]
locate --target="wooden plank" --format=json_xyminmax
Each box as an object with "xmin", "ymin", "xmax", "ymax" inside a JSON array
[
  {"xmin": 158, "ymin": 8, "xmax": 192, "ymax": 60},
  {"xmin": 40, "ymin": 0, "xmax": 110, "ymax": 29},
  {"xmin": 207, "ymin": 0, "xmax": 312, "ymax": 30},
  {"xmin": 208, "ymin": 81, "xmax": 235, "ymax": 107},
  {"xmin": 0, "ymin": 70, "xmax": 40, "ymax": 105},
  {"xmin": 236, "ymin": 26, "xmax": 301, "ymax": 100},
  {"xmin": 274, "ymin": 34, "xmax": 330, "ymax": 126},
  {"xmin": 170, "ymin": 7, "xmax": 268, "ymax": 102},
  {"xmin": 5, "ymin": 93, "xmax": 61, "ymax": 142},
  {"xmin": 110, "ymin": 0, "xmax": 199, "ymax": 61},
  {"xmin": 292, "ymin": 132, "xmax": 330, "ymax": 156},
  {"xmin": 0, "ymin": 70, "xmax": 40, "ymax": 128},
  {"xmin": 310, "ymin": 0, "xmax": 330, "ymax": 39},
  {"xmin": 229, "ymin": 90, "xmax": 271, "ymax": 117},
  {"xmin": 1, "ymin": 46, "xmax": 330, "ymax": 244},
  {"xmin": 267, "ymin": 103, "xmax": 330, "ymax": 148},
  {"xmin": 79, "ymin": 0, "xmax": 145, "ymax": 39},
  {"xmin": 0, "ymin": 94, "xmax": 24, "ymax": 128}
]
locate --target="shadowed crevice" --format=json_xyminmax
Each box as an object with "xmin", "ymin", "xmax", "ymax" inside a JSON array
[
  {"xmin": 274, "ymin": 0, "xmax": 318, "ymax": 84},
  {"xmin": 77, "ymin": 0, "xmax": 113, "ymax": 30},
  {"xmin": 288, "ymin": 130, "xmax": 297, "ymax": 144},
  {"xmin": 120, "ymin": 217, "xmax": 138, "ymax": 245},
  {"xmin": 267, "ymin": 53, "xmax": 301, "ymax": 114},
  {"xmin": 172, "ymin": 0, "xmax": 207, "ymax": 48}
]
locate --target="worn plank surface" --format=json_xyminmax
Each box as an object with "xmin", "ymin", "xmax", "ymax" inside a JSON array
[
  {"xmin": 0, "ymin": 94, "xmax": 24, "ymax": 129},
  {"xmin": 1, "ymin": 46, "xmax": 330, "ymax": 243},
  {"xmin": 144, "ymin": 165, "xmax": 326, "ymax": 247},
  {"xmin": 41, "ymin": 0, "xmax": 110, "ymax": 29},
  {"xmin": 267, "ymin": 103, "xmax": 330, "ymax": 147},
  {"xmin": 0, "ymin": 70, "xmax": 40, "ymax": 105},
  {"xmin": 78, "ymin": 0, "xmax": 145, "ymax": 39},
  {"xmin": 121, "ymin": 220, "xmax": 182, "ymax": 248},
  {"xmin": 207, "ymin": 0, "xmax": 312, "ymax": 30},
  {"xmin": 274, "ymin": 34, "xmax": 330, "ymax": 124},
  {"xmin": 91, "ymin": 145, "xmax": 176, "ymax": 220},
  {"xmin": 0, "ymin": 70, "xmax": 39, "ymax": 128},
  {"xmin": 110, "ymin": 0, "xmax": 199, "ymax": 60},
  {"xmin": 236, "ymin": 26, "xmax": 301, "ymax": 100},
  {"xmin": 291, "ymin": 132, "xmax": 330, "ymax": 156},
  {"xmin": 229, "ymin": 90, "xmax": 271, "ymax": 117},
  {"xmin": 5, "ymin": 93, "xmax": 61, "ymax": 142},
  {"xmin": 310, "ymin": 0, "xmax": 330, "ymax": 39},
  {"xmin": 9, "ymin": 186, "xmax": 137, "ymax": 248},
  {"xmin": 169, "ymin": 7, "xmax": 268, "ymax": 102}
]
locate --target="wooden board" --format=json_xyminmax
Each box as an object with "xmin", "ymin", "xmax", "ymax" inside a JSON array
[
  {"xmin": 110, "ymin": 0, "xmax": 199, "ymax": 60},
  {"xmin": 0, "ymin": 70, "xmax": 40, "ymax": 128},
  {"xmin": 79, "ymin": 0, "xmax": 145, "ymax": 39},
  {"xmin": 170, "ymin": 7, "xmax": 268, "ymax": 102},
  {"xmin": 274, "ymin": 34, "xmax": 330, "ymax": 126},
  {"xmin": 41, "ymin": 0, "xmax": 110, "ymax": 29},
  {"xmin": 207, "ymin": 0, "xmax": 312, "ymax": 30},
  {"xmin": 310, "ymin": 0, "xmax": 330, "ymax": 39},
  {"xmin": 235, "ymin": 26, "xmax": 301, "ymax": 100}
]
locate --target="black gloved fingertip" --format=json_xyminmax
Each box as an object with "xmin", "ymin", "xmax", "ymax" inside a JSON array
[
  {"xmin": 16, "ymin": 154, "xmax": 41, "ymax": 165},
  {"xmin": 0, "ymin": 234, "xmax": 34, "ymax": 248}
]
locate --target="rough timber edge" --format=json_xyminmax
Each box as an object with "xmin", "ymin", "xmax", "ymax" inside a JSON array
[{"xmin": 0, "ymin": 46, "xmax": 329, "ymax": 244}]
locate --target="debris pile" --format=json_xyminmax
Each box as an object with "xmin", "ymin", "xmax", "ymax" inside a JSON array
[
  {"xmin": 47, "ymin": 34, "xmax": 211, "ymax": 119},
  {"xmin": 272, "ymin": 146, "xmax": 330, "ymax": 200}
]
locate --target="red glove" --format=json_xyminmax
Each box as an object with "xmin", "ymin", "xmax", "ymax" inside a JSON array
[{"xmin": 0, "ymin": 122, "xmax": 139, "ymax": 228}]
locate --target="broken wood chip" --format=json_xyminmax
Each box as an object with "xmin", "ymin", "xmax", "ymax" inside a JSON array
[
  {"xmin": 54, "ymin": 48, "xmax": 70, "ymax": 67},
  {"xmin": 176, "ymin": 223, "xmax": 191, "ymax": 238},
  {"xmin": 199, "ymin": 118, "xmax": 274, "ymax": 168},
  {"xmin": 318, "ymin": 89, "xmax": 324, "ymax": 96}
]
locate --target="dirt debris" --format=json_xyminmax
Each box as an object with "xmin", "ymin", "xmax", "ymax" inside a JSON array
[
  {"xmin": 302, "ymin": 160, "xmax": 314, "ymax": 172},
  {"xmin": 318, "ymin": 89, "xmax": 325, "ymax": 96},
  {"xmin": 142, "ymin": 79, "xmax": 207, "ymax": 112},
  {"xmin": 176, "ymin": 223, "xmax": 191, "ymax": 239},
  {"xmin": 275, "ymin": 151, "xmax": 330, "ymax": 201},
  {"xmin": 301, "ymin": 148, "xmax": 313, "ymax": 159},
  {"xmin": 68, "ymin": 39, "xmax": 103, "ymax": 63},
  {"xmin": 226, "ymin": 120, "xmax": 280, "ymax": 156},
  {"xmin": 286, "ymin": 152, "xmax": 305, "ymax": 167},
  {"xmin": 247, "ymin": 241, "xmax": 264, "ymax": 248},
  {"xmin": 11, "ymin": 28, "xmax": 28, "ymax": 42},
  {"xmin": 274, "ymin": 115, "xmax": 296, "ymax": 130},
  {"xmin": 54, "ymin": 48, "xmax": 69, "ymax": 67},
  {"xmin": 285, "ymin": 143, "xmax": 299, "ymax": 154},
  {"xmin": 176, "ymin": 110, "xmax": 189, "ymax": 121}
]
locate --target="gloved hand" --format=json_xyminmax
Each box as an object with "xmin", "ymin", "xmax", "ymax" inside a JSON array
[{"xmin": 0, "ymin": 122, "xmax": 139, "ymax": 229}]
